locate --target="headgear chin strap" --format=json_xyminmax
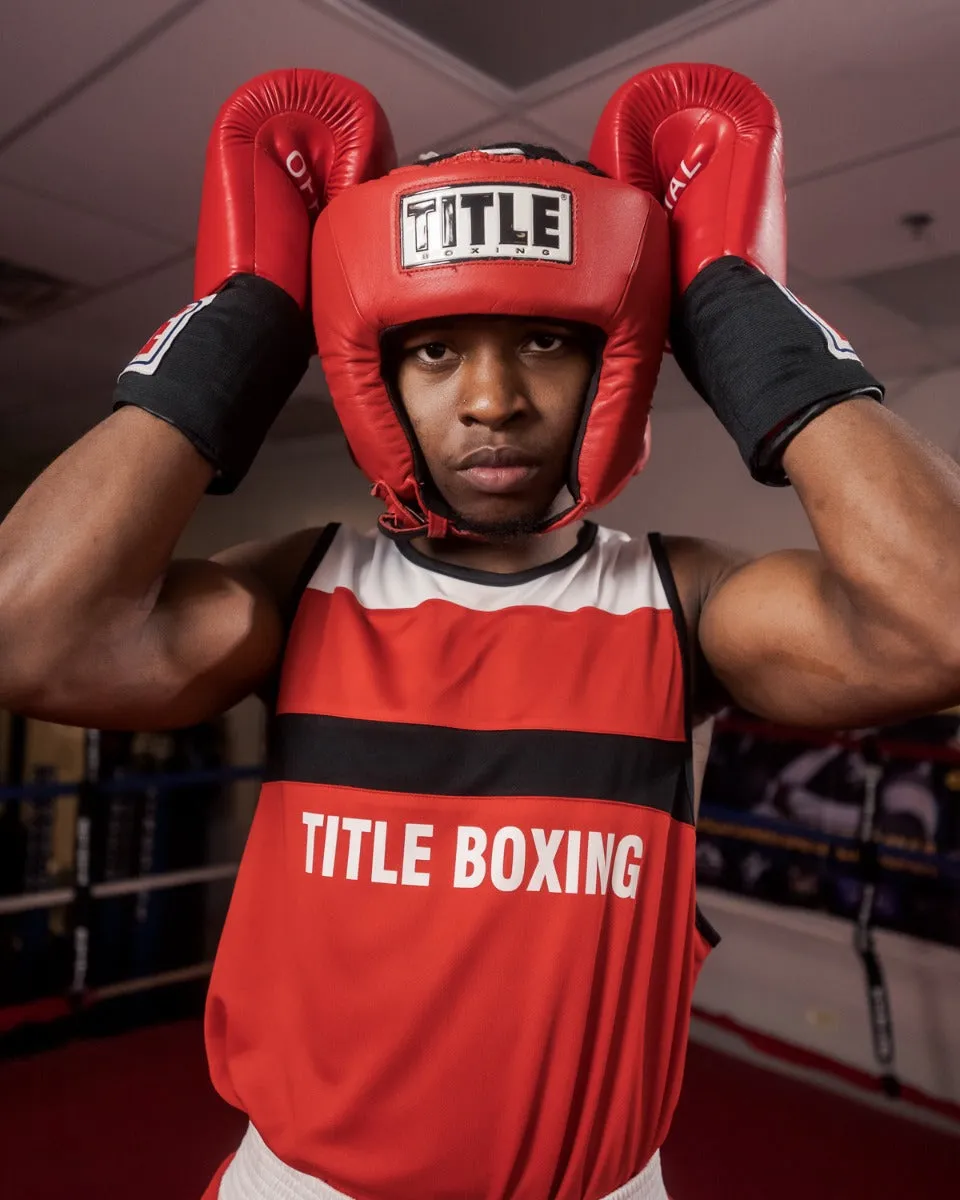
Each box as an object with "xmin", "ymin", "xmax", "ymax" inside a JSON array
[{"xmin": 311, "ymin": 148, "xmax": 670, "ymax": 538}]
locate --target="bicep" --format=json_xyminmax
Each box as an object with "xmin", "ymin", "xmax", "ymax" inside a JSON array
[
  {"xmin": 17, "ymin": 557, "xmax": 283, "ymax": 731},
  {"xmin": 698, "ymin": 550, "xmax": 934, "ymax": 729}
]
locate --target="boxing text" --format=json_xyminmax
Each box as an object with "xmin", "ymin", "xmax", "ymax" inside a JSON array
[{"xmin": 301, "ymin": 812, "xmax": 643, "ymax": 899}]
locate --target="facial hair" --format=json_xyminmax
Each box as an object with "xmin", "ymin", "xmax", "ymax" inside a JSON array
[
  {"xmin": 452, "ymin": 511, "xmax": 550, "ymax": 539},
  {"xmin": 450, "ymin": 485, "xmax": 574, "ymax": 539}
]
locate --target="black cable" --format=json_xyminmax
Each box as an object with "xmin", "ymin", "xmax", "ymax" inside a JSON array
[
  {"xmin": 68, "ymin": 730, "xmax": 100, "ymax": 1008},
  {"xmin": 854, "ymin": 736, "xmax": 900, "ymax": 1097}
]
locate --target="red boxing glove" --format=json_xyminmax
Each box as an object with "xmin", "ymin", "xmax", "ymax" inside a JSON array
[
  {"xmin": 589, "ymin": 63, "xmax": 785, "ymax": 293},
  {"xmin": 116, "ymin": 69, "xmax": 396, "ymax": 492},
  {"xmin": 590, "ymin": 65, "xmax": 881, "ymax": 485},
  {"xmin": 196, "ymin": 68, "xmax": 397, "ymax": 306}
]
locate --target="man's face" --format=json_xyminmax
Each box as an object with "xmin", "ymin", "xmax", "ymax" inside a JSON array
[{"xmin": 393, "ymin": 316, "xmax": 595, "ymax": 537}]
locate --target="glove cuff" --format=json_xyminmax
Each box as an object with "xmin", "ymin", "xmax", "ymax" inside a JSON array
[
  {"xmin": 671, "ymin": 256, "xmax": 884, "ymax": 485},
  {"xmin": 113, "ymin": 274, "xmax": 312, "ymax": 493}
]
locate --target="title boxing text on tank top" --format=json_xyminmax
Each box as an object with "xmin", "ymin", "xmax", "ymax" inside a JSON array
[{"xmin": 205, "ymin": 521, "xmax": 718, "ymax": 1200}]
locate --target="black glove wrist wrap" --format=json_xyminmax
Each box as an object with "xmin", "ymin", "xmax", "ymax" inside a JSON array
[
  {"xmin": 113, "ymin": 274, "xmax": 312, "ymax": 494},
  {"xmin": 670, "ymin": 256, "xmax": 884, "ymax": 485}
]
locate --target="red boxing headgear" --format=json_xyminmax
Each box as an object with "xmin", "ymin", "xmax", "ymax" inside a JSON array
[{"xmin": 311, "ymin": 149, "xmax": 670, "ymax": 537}]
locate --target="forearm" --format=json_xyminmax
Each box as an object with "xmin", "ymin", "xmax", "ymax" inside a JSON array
[
  {"xmin": 0, "ymin": 408, "xmax": 213, "ymax": 688},
  {"xmin": 784, "ymin": 398, "xmax": 960, "ymax": 649}
]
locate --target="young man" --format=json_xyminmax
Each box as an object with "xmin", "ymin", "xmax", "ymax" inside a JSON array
[{"xmin": 1, "ymin": 65, "xmax": 959, "ymax": 1200}]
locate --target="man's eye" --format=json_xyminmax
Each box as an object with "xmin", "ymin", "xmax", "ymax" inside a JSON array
[
  {"xmin": 415, "ymin": 342, "xmax": 451, "ymax": 363},
  {"xmin": 527, "ymin": 334, "xmax": 564, "ymax": 353}
]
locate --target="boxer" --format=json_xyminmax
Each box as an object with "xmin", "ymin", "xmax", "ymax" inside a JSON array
[{"xmin": 0, "ymin": 63, "xmax": 959, "ymax": 1200}]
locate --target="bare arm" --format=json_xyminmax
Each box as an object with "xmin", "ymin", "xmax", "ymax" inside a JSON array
[
  {"xmin": 694, "ymin": 398, "xmax": 960, "ymax": 728},
  {"xmin": 0, "ymin": 409, "xmax": 283, "ymax": 730}
]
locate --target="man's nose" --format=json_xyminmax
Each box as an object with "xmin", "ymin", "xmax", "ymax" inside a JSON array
[{"xmin": 457, "ymin": 348, "xmax": 528, "ymax": 429}]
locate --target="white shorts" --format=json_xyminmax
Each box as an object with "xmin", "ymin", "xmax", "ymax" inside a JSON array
[{"xmin": 219, "ymin": 1123, "xmax": 669, "ymax": 1200}]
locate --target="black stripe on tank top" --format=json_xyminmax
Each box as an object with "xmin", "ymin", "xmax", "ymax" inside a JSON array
[
  {"xmin": 648, "ymin": 532, "xmax": 696, "ymax": 827},
  {"xmin": 649, "ymin": 532, "xmax": 721, "ymax": 945},
  {"xmin": 266, "ymin": 713, "xmax": 692, "ymax": 822},
  {"xmin": 260, "ymin": 524, "xmax": 342, "ymax": 717}
]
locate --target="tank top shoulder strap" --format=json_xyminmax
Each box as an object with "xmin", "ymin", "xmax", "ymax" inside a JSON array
[
  {"xmin": 281, "ymin": 523, "xmax": 341, "ymax": 634},
  {"xmin": 647, "ymin": 531, "xmax": 695, "ymax": 823},
  {"xmin": 647, "ymin": 531, "xmax": 692, "ymax": 729},
  {"xmin": 260, "ymin": 524, "xmax": 342, "ymax": 716}
]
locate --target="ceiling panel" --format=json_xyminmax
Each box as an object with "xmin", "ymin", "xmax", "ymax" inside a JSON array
[
  {"xmin": 526, "ymin": 0, "xmax": 960, "ymax": 180},
  {"xmin": 0, "ymin": 0, "xmax": 196, "ymax": 141},
  {"xmin": 0, "ymin": 0, "xmax": 499, "ymax": 243},
  {"xmin": 362, "ymin": 0, "xmax": 707, "ymax": 88},
  {"xmin": 0, "ymin": 259, "xmax": 195, "ymax": 441},
  {"xmin": 852, "ymin": 254, "xmax": 960, "ymax": 330},
  {"xmin": 0, "ymin": 180, "xmax": 182, "ymax": 287},
  {"xmin": 787, "ymin": 135, "xmax": 960, "ymax": 282}
]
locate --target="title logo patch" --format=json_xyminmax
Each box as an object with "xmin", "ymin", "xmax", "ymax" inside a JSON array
[{"xmin": 400, "ymin": 183, "xmax": 573, "ymax": 268}]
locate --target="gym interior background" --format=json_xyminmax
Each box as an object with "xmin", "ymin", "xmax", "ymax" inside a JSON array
[{"xmin": 1, "ymin": 1, "xmax": 959, "ymax": 1196}]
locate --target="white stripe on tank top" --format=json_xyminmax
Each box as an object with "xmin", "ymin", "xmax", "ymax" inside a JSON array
[{"xmin": 307, "ymin": 524, "xmax": 671, "ymax": 616}]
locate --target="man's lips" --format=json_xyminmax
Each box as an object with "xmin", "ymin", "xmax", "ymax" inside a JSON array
[
  {"xmin": 456, "ymin": 447, "xmax": 540, "ymax": 494},
  {"xmin": 461, "ymin": 465, "xmax": 538, "ymax": 493}
]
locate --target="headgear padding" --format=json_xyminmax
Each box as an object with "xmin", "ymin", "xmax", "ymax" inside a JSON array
[{"xmin": 311, "ymin": 149, "xmax": 669, "ymax": 536}]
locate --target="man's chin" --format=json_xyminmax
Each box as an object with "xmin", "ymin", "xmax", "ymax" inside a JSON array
[
  {"xmin": 452, "ymin": 511, "xmax": 551, "ymax": 540},
  {"xmin": 445, "ymin": 490, "xmax": 569, "ymax": 539},
  {"xmin": 432, "ymin": 479, "xmax": 572, "ymax": 540}
]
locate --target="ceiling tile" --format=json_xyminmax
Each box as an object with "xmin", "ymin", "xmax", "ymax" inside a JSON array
[
  {"xmin": 0, "ymin": 0, "xmax": 499, "ymax": 243},
  {"xmin": 788, "ymin": 135, "xmax": 960, "ymax": 281},
  {"xmin": 0, "ymin": 259, "xmax": 195, "ymax": 445},
  {"xmin": 851, "ymin": 253, "xmax": 960, "ymax": 330},
  {"xmin": 526, "ymin": 0, "xmax": 960, "ymax": 182},
  {"xmin": 0, "ymin": 0, "xmax": 194, "ymax": 141},
  {"xmin": 361, "ymin": 0, "xmax": 707, "ymax": 89},
  {"xmin": 0, "ymin": 180, "xmax": 183, "ymax": 287}
]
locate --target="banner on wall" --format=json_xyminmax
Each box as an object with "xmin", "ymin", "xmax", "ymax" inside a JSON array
[{"xmin": 698, "ymin": 709, "xmax": 960, "ymax": 948}]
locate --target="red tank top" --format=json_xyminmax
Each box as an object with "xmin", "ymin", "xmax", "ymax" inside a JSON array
[{"xmin": 205, "ymin": 522, "xmax": 717, "ymax": 1200}]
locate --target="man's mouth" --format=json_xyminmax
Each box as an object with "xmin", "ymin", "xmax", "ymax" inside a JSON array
[{"xmin": 456, "ymin": 447, "xmax": 540, "ymax": 495}]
